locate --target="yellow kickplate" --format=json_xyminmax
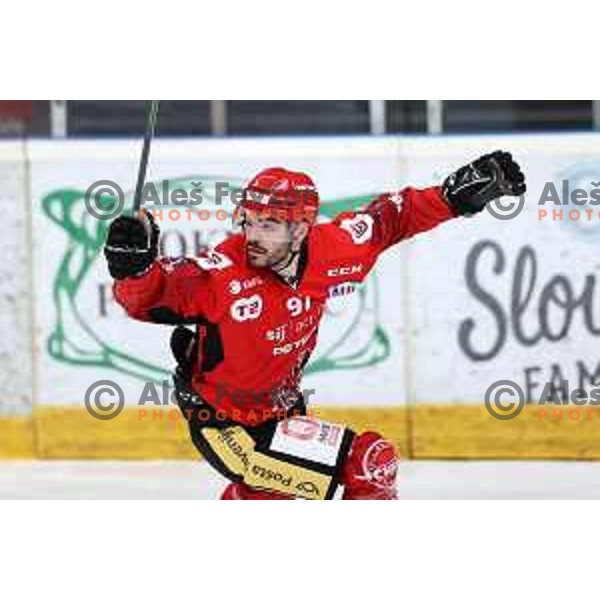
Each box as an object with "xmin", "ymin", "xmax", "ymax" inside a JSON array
[
  {"xmin": 0, "ymin": 403, "xmax": 597, "ymax": 459},
  {"xmin": 0, "ymin": 415, "xmax": 35, "ymax": 458}
]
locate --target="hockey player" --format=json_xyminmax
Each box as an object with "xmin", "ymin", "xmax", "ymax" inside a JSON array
[{"xmin": 104, "ymin": 151, "xmax": 526, "ymax": 500}]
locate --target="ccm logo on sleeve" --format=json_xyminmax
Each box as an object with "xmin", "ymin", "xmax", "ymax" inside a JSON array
[
  {"xmin": 339, "ymin": 214, "xmax": 374, "ymax": 244},
  {"xmin": 230, "ymin": 294, "xmax": 263, "ymax": 321},
  {"xmin": 327, "ymin": 265, "xmax": 363, "ymax": 277}
]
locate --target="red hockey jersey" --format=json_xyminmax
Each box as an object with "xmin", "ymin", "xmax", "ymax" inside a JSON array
[{"xmin": 113, "ymin": 186, "xmax": 457, "ymax": 424}]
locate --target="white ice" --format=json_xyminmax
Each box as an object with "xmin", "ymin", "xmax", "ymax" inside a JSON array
[{"xmin": 0, "ymin": 460, "xmax": 599, "ymax": 499}]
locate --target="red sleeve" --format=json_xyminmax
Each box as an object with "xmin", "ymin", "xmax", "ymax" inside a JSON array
[
  {"xmin": 332, "ymin": 186, "xmax": 457, "ymax": 258},
  {"xmin": 113, "ymin": 257, "xmax": 218, "ymax": 324}
]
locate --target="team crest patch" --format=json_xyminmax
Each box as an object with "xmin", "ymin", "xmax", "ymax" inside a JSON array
[
  {"xmin": 362, "ymin": 439, "xmax": 397, "ymax": 489},
  {"xmin": 339, "ymin": 214, "xmax": 374, "ymax": 244},
  {"xmin": 198, "ymin": 250, "xmax": 233, "ymax": 271}
]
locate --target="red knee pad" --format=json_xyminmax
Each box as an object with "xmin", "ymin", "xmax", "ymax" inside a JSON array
[
  {"xmin": 220, "ymin": 482, "xmax": 294, "ymax": 500},
  {"xmin": 341, "ymin": 432, "xmax": 399, "ymax": 500}
]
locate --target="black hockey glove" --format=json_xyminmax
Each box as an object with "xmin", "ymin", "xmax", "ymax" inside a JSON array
[
  {"xmin": 442, "ymin": 150, "xmax": 526, "ymax": 216},
  {"xmin": 104, "ymin": 210, "xmax": 159, "ymax": 280}
]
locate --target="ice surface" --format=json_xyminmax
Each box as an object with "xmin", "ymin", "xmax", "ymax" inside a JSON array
[{"xmin": 1, "ymin": 460, "xmax": 599, "ymax": 499}]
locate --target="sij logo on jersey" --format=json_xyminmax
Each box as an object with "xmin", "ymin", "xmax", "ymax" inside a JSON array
[
  {"xmin": 230, "ymin": 294, "xmax": 263, "ymax": 322},
  {"xmin": 339, "ymin": 214, "xmax": 374, "ymax": 245},
  {"xmin": 266, "ymin": 324, "xmax": 287, "ymax": 343}
]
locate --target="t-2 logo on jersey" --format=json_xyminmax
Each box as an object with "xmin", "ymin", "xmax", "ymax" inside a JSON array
[{"xmin": 230, "ymin": 294, "xmax": 263, "ymax": 322}]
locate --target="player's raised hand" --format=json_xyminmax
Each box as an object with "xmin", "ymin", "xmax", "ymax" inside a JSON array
[
  {"xmin": 442, "ymin": 150, "xmax": 526, "ymax": 215},
  {"xmin": 104, "ymin": 210, "xmax": 160, "ymax": 279}
]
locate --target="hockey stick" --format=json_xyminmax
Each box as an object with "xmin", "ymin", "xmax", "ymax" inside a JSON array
[{"xmin": 132, "ymin": 100, "xmax": 160, "ymax": 215}]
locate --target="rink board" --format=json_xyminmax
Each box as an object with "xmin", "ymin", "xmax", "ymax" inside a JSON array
[
  {"xmin": 3, "ymin": 405, "xmax": 600, "ymax": 460},
  {"xmin": 2, "ymin": 134, "xmax": 600, "ymax": 459}
]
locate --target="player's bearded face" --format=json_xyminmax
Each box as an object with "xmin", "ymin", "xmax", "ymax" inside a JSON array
[{"xmin": 242, "ymin": 214, "xmax": 295, "ymax": 268}]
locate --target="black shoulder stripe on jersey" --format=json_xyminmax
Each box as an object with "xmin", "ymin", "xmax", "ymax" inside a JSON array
[
  {"xmin": 148, "ymin": 306, "xmax": 205, "ymax": 325},
  {"xmin": 199, "ymin": 321, "xmax": 224, "ymax": 373},
  {"xmin": 166, "ymin": 319, "xmax": 224, "ymax": 375}
]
